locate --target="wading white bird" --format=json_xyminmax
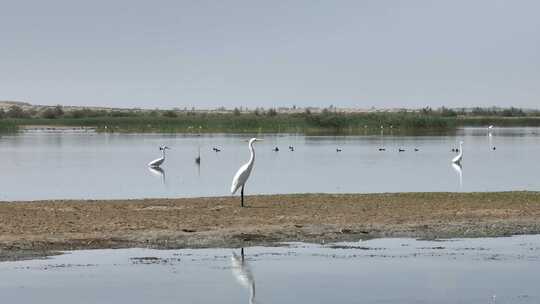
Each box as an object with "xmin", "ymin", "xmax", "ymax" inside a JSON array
[
  {"xmin": 452, "ymin": 141, "xmax": 463, "ymax": 164},
  {"xmin": 231, "ymin": 138, "xmax": 263, "ymax": 207},
  {"xmin": 488, "ymin": 125, "xmax": 494, "ymax": 137},
  {"xmin": 148, "ymin": 146, "xmax": 170, "ymax": 168}
]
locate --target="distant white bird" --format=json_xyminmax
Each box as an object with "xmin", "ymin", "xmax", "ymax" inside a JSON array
[
  {"xmin": 231, "ymin": 248, "xmax": 257, "ymax": 304},
  {"xmin": 488, "ymin": 125, "xmax": 494, "ymax": 137},
  {"xmin": 452, "ymin": 141, "xmax": 463, "ymax": 164},
  {"xmin": 231, "ymin": 138, "xmax": 263, "ymax": 207},
  {"xmin": 148, "ymin": 146, "xmax": 170, "ymax": 168}
]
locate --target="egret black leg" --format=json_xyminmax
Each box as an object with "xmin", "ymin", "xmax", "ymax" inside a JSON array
[
  {"xmin": 240, "ymin": 248, "xmax": 245, "ymax": 261},
  {"xmin": 241, "ymin": 186, "xmax": 244, "ymax": 207}
]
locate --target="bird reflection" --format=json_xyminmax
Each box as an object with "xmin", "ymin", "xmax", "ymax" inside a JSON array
[
  {"xmin": 148, "ymin": 166, "xmax": 166, "ymax": 185},
  {"xmin": 195, "ymin": 146, "xmax": 201, "ymax": 164},
  {"xmin": 488, "ymin": 132, "xmax": 496, "ymax": 151},
  {"xmin": 231, "ymin": 248, "xmax": 258, "ymax": 304},
  {"xmin": 451, "ymin": 163, "xmax": 463, "ymax": 189},
  {"xmin": 195, "ymin": 147, "xmax": 201, "ymax": 176},
  {"xmin": 195, "ymin": 159, "xmax": 201, "ymax": 176}
]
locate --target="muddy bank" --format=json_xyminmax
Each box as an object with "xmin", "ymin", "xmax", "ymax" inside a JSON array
[{"xmin": 0, "ymin": 192, "xmax": 539, "ymax": 260}]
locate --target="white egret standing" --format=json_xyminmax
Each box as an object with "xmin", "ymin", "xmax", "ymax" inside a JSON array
[
  {"xmin": 231, "ymin": 138, "xmax": 263, "ymax": 207},
  {"xmin": 148, "ymin": 146, "xmax": 170, "ymax": 168},
  {"xmin": 452, "ymin": 141, "xmax": 463, "ymax": 164}
]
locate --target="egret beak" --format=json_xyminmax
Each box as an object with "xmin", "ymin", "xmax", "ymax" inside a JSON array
[{"xmin": 255, "ymin": 138, "xmax": 264, "ymax": 141}]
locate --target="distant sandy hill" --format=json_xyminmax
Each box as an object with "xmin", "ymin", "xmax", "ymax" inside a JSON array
[
  {"xmin": 0, "ymin": 101, "xmax": 138, "ymax": 113},
  {"xmin": 0, "ymin": 101, "xmax": 376, "ymax": 114},
  {"xmin": 0, "ymin": 101, "xmax": 33, "ymax": 108}
]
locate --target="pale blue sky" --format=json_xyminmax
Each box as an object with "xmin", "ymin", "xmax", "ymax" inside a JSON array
[{"xmin": 1, "ymin": 0, "xmax": 539, "ymax": 109}]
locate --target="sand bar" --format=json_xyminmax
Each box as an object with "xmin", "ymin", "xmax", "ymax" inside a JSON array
[{"xmin": 0, "ymin": 192, "xmax": 539, "ymax": 260}]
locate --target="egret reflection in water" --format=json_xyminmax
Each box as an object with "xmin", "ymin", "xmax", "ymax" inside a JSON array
[
  {"xmin": 488, "ymin": 131, "xmax": 497, "ymax": 151},
  {"xmin": 231, "ymin": 248, "xmax": 258, "ymax": 304},
  {"xmin": 147, "ymin": 166, "xmax": 166, "ymax": 185},
  {"xmin": 452, "ymin": 163, "xmax": 463, "ymax": 189}
]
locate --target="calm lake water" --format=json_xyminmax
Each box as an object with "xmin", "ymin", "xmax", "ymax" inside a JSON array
[
  {"xmin": 1, "ymin": 235, "xmax": 539, "ymax": 303},
  {"xmin": 0, "ymin": 127, "xmax": 538, "ymax": 201}
]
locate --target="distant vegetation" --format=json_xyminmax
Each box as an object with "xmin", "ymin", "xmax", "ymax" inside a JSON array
[
  {"xmin": 0, "ymin": 104, "xmax": 539, "ymax": 134},
  {"xmin": 0, "ymin": 120, "xmax": 18, "ymax": 133}
]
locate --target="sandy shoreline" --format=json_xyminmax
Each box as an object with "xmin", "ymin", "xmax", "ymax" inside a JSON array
[{"xmin": 0, "ymin": 192, "xmax": 539, "ymax": 261}]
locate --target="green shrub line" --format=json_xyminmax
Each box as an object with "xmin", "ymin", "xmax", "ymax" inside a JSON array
[
  {"xmin": 0, "ymin": 120, "xmax": 18, "ymax": 133},
  {"xmin": 1, "ymin": 104, "xmax": 539, "ymax": 134},
  {"xmin": 3, "ymin": 112, "xmax": 457, "ymax": 134}
]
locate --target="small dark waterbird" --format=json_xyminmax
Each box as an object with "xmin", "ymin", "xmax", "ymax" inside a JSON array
[{"xmin": 195, "ymin": 147, "xmax": 201, "ymax": 164}]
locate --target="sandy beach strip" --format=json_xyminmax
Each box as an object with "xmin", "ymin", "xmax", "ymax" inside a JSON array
[{"xmin": 0, "ymin": 192, "xmax": 539, "ymax": 260}]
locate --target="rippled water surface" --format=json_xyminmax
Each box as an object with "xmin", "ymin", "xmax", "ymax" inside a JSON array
[
  {"xmin": 0, "ymin": 127, "xmax": 538, "ymax": 200},
  {"xmin": 1, "ymin": 235, "xmax": 540, "ymax": 303}
]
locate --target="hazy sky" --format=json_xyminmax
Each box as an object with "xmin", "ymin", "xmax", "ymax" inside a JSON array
[{"xmin": 1, "ymin": 0, "xmax": 539, "ymax": 109}]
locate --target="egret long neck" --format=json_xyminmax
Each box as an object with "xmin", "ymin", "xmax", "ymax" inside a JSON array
[
  {"xmin": 248, "ymin": 141, "xmax": 255, "ymax": 164},
  {"xmin": 162, "ymin": 149, "xmax": 166, "ymax": 159}
]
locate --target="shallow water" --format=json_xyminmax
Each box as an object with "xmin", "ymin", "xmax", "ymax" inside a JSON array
[
  {"xmin": 1, "ymin": 235, "xmax": 540, "ymax": 303},
  {"xmin": 0, "ymin": 127, "xmax": 538, "ymax": 201}
]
